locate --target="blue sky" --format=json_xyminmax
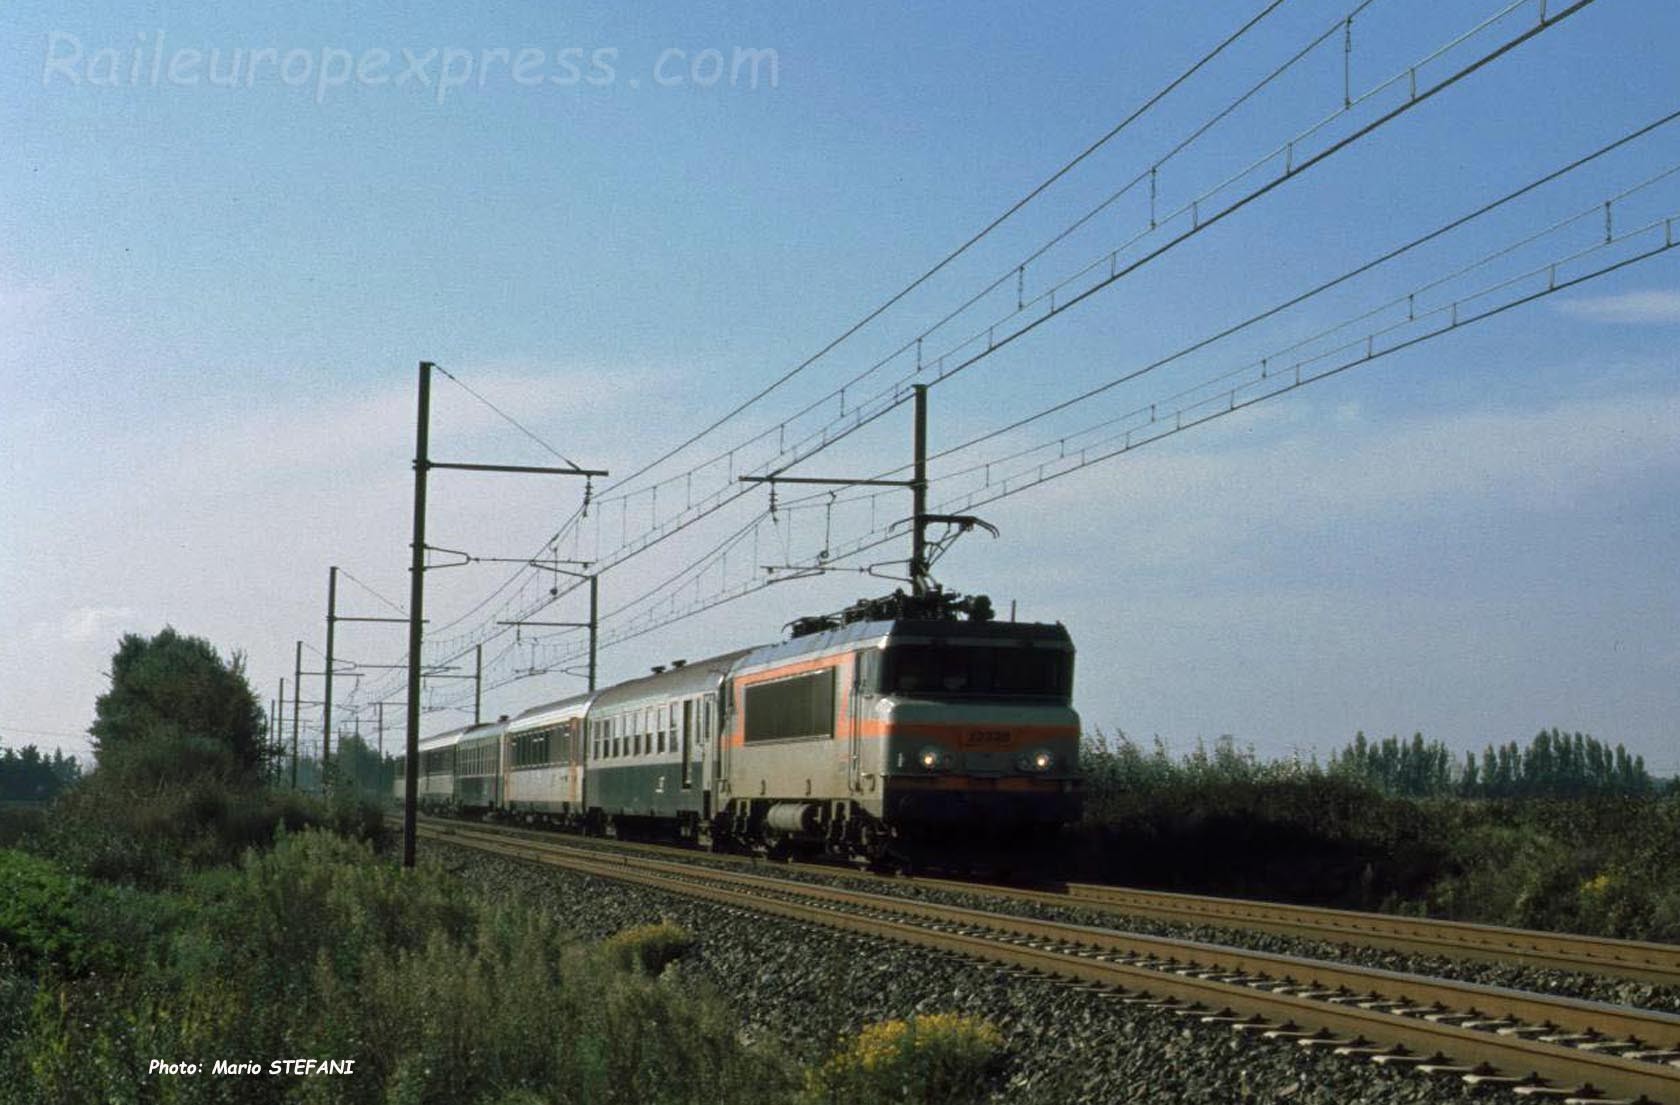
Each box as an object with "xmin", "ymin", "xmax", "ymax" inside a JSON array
[{"xmin": 3, "ymin": 0, "xmax": 1677, "ymax": 772}]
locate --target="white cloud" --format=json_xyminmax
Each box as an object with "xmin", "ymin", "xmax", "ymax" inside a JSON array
[
  {"xmin": 60, "ymin": 606, "xmax": 138, "ymax": 643},
  {"xmin": 1555, "ymin": 289, "xmax": 1680, "ymax": 324}
]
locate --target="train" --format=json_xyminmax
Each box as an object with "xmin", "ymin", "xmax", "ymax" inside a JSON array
[{"xmin": 396, "ymin": 588, "xmax": 1080, "ymax": 867}]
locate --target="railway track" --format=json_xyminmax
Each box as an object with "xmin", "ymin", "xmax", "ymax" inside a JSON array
[
  {"xmin": 1046, "ymin": 883, "xmax": 1680, "ymax": 989},
  {"xmin": 403, "ymin": 814, "xmax": 1680, "ymax": 988},
  {"xmin": 417, "ymin": 819, "xmax": 1680, "ymax": 1104}
]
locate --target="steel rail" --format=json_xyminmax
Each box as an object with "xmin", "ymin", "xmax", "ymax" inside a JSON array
[{"xmin": 419, "ymin": 821, "xmax": 1680, "ymax": 1104}]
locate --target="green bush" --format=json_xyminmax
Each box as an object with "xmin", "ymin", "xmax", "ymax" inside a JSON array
[
  {"xmin": 801, "ymin": 1013, "xmax": 1003, "ymax": 1105},
  {"xmin": 602, "ymin": 921, "xmax": 696, "ymax": 975},
  {"xmin": 1420, "ymin": 796, "xmax": 1680, "ymax": 939},
  {"xmin": 1075, "ymin": 730, "xmax": 1680, "ymax": 941},
  {"xmin": 0, "ymin": 850, "xmax": 119, "ymax": 977}
]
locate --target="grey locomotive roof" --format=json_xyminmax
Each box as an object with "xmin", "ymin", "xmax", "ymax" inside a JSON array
[
  {"xmin": 589, "ymin": 647, "xmax": 755, "ymax": 710},
  {"xmin": 737, "ymin": 617, "xmax": 1072, "ymax": 672}
]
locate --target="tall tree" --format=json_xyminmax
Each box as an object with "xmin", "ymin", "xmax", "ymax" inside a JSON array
[{"xmin": 89, "ymin": 627, "xmax": 271, "ymax": 779}]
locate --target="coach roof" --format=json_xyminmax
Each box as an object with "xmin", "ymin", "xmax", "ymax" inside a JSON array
[
  {"xmin": 507, "ymin": 691, "xmax": 595, "ymax": 732},
  {"xmin": 588, "ymin": 647, "xmax": 755, "ymax": 712}
]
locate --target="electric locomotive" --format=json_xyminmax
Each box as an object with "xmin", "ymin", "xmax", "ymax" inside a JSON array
[{"xmin": 717, "ymin": 589, "xmax": 1079, "ymax": 866}]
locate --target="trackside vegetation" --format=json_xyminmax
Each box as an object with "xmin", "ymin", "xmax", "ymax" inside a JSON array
[
  {"xmin": 10, "ymin": 627, "xmax": 991, "ymax": 1104},
  {"xmin": 2, "ymin": 832, "xmax": 799, "ymax": 1105},
  {"xmin": 798, "ymin": 1013, "xmax": 1004, "ymax": 1105},
  {"xmin": 603, "ymin": 920, "xmax": 698, "ymax": 975},
  {"xmin": 1074, "ymin": 729, "xmax": 1680, "ymax": 940}
]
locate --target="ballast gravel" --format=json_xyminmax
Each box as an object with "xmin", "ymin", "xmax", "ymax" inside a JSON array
[{"xmin": 427, "ymin": 840, "xmax": 1512, "ymax": 1105}]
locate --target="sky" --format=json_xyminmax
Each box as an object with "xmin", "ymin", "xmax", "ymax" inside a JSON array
[{"xmin": 3, "ymin": 0, "xmax": 1677, "ymax": 774}]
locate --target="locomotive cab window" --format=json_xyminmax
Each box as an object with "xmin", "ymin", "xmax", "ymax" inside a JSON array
[{"xmin": 877, "ymin": 644, "xmax": 1071, "ymax": 700}]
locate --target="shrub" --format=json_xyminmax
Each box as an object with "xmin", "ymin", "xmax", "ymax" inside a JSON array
[
  {"xmin": 0, "ymin": 850, "xmax": 117, "ymax": 977},
  {"xmin": 801, "ymin": 1013, "xmax": 1004, "ymax": 1105},
  {"xmin": 602, "ymin": 920, "xmax": 696, "ymax": 975}
]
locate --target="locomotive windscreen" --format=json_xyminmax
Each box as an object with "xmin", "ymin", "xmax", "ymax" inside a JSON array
[{"xmin": 877, "ymin": 643, "xmax": 1071, "ymax": 699}]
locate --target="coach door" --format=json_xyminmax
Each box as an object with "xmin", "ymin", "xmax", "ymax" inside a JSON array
[
  {"xmin": 680, "ymin": 700, "xmax": 694, "ymax": 789},
  {"xmin": 713, "ymin": 684, "xmax": 732, "ymax": 812},
  {"xmin": 847, "ymin": 655, "xmax": 863, "ymax": 792}
]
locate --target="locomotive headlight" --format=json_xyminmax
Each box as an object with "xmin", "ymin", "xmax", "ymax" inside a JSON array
[
  {"xmin": 1017, "ymin": 749, "xmax": 1055, "ymax": 773},
  {"xmin": 918, "ymin": 746, "xmax": 944, "ymax": 771}
]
